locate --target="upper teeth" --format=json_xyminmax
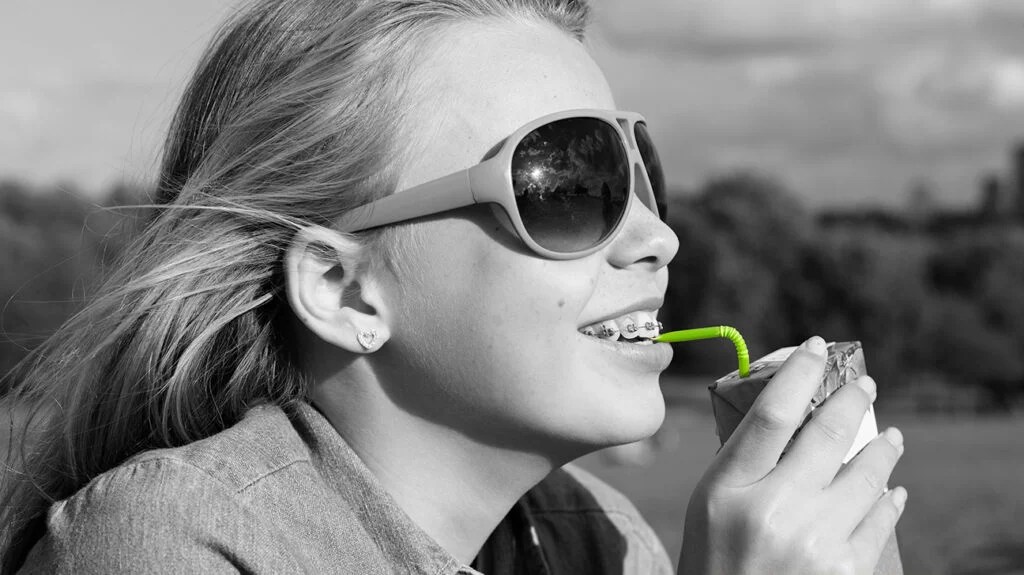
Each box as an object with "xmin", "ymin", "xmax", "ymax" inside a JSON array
[{"xmin": 579, "ymin": 311, "xmax": 661, "ymax": 342}]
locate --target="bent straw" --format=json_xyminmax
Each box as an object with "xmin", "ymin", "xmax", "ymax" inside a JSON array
[{"xmin": 653, "ymin": 326, "xmax": 750, "ymax": 378}]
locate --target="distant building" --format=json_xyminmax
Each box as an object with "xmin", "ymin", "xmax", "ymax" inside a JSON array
[
  {"xmin": 906, "ymin": 179, "xmax": 936, "ymax": 225},
  {"xmin": 1015, "ymin": 142, "xmax": 1024, "ymax": 219},
  {"xmin": 978, "ymin": 173, "xmax": 1003, "ymax": 219},
  {"xmin": 820, "ymin": 140, "xmax": 1024, "ymax": 233}
]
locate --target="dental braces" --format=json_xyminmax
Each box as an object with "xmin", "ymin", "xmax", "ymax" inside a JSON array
[
  {"xmin": 589, "ymin": 321, "xmax": 663, "ymax": 338},
  {"xmin": 624, "ymin": 321, "xmax": 663, "ymax": 334}
]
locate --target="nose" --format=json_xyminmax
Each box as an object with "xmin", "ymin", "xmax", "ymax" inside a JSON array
[{"xmin": 605, "ymin": 185, "xmax": 679, "ymax": 270}]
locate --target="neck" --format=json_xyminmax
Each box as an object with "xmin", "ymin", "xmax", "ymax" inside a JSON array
[{"xmin": 311, "ymin": 378, "xmax": 561, "ymax": 565}]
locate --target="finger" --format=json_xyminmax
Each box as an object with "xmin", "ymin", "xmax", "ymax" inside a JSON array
[
  {"xmin": 827, "ymin": 427, "xmax": 904, "ymax": 534},
  {"xmin": 849, "ymin": 486, "xmax": 907, "ymax": 573},
  {"xmin": 774, "ymin": 376, "xmax": 876, "ymax": 488},
  {"xmin": 714, "ymin": 336, "xmax": 827, "ymax": 486}
]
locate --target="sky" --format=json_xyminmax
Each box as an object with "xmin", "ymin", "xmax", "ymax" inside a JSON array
[{"xmin": 2, "ymin": 0, "xmax": 1023, "ymax": 208}]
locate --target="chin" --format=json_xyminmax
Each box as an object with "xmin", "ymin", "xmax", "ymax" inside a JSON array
[
  {"xmin": 604, "ymin": 390, "xmax": 667, "ymax": 446},
  {"xmin": 560, "ymin": 374, "xmax": 668, "ymax": 452}
]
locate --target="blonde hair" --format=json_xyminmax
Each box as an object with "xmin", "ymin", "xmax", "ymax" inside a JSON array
[{"xmin": 1, "ymin": 0, "xmax": 590, "ymax": 568}]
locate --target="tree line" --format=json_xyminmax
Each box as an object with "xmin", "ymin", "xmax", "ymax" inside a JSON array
[
  {"xmin": 663, "ymin": 172, "xmax": 1024, "ymax": 412},
  {"xmin": 2, "ymin": 175, "xmax": 1022, "ymax": 410}
]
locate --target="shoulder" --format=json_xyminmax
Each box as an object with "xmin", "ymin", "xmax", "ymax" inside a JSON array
[
  {"xmin": 44, "ymin": 456, "xmax": 247, "ymax": 534},
  {"xmin": 20, "ymin": 405, "xmax": 309, "ymax": 573},
  {"xmin": 21, "ymin": 457, "xmax": 264, "ymax": 573},
  {"xmin": 73, "ymin": 403, "xmax": 311, "ymax": 508},
  {"xmin": 126, "ymin": 402, "xmax": 310, "ymax": 492},
  {"xmin": 525, "ymin": 463, "xmax": 675, "ymax": 575}
]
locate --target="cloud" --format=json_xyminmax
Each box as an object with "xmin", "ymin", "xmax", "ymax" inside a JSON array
[
  {"xmin": 595, "ymin": 0, "xmax": 1024, "ymax": 58},
  {"xmin": 915, "ymin": 51, "xmax": 1024, "ymax": 112},
  {"xmin": 871, "ymin": 43, "xmax": 1024, "ymax": 156},
  {"xmin": 590, "ymin": 0, "xmax": 1024, "ymax": 206},
  {"xmin": 0, "ymin": 0, "xmax": 237, "ymax": 194},
  {"xmin": 0, "ymin": 90, "xmax": 41, "ymax": 130},
  {"xmin": 2, "ymin": 0, "xmax": 1021, "ymax": 207},
  {"xmin": 990, "ymin": 59, "xmax": 1024, "ymax": 108},
  {"xmin": 594, "ymin": 0, "xmax": 841, "ymax": 58}
]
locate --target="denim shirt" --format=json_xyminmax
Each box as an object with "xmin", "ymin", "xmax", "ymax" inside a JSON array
[{"xmin": 20, "ymin": 402, "xmax": 674, "ymax": 574}]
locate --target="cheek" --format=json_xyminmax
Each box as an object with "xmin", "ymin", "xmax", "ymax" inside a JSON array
[
  {"xmin": 474, "ymin": 259, "xmax": 590, "ymax": 334},
  {"xmin": 395, "ymin": 221, "xmax": 597, "ymax": 394},
  {"xmin": 442, "ymin": 249, "xmax": 596, "ymax": 377}
]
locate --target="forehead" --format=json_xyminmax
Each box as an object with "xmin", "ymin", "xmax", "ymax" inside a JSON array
[{"xmin": 398, "ymin": 18, "xmax": 617, "ymax": 187}]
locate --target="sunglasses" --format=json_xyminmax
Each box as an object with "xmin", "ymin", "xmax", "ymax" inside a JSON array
[{"xmin": 337, "ymin": 109, "xmax": 667, "ymax": 259}]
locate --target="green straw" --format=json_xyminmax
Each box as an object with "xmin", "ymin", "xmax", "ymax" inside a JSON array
[{"xmin": 653, "ymin": 326, "xmax": 750, "ymax": 378}]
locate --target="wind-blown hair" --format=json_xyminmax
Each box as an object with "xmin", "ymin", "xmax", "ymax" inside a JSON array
[{"xmin": 0, "ymin": 0, "xmax": 589, "ymax": 568}]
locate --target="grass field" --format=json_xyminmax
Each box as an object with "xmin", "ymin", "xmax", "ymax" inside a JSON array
[
  {"xmin": 578, "ymin": 383, "xmax": 1024, "ymax": 575},
  {"xmin": 4, "ymin": 386, "xmax": 1023, "ymax": 574}
]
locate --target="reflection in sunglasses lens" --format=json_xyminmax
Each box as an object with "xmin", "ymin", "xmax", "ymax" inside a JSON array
[
  {"xmin": 512, "ymin": 118, "xmax": 629, "ymax": 252},
  {"xmin": 634, "ymin": 122, "xmax": 667, "ymax": 222}
]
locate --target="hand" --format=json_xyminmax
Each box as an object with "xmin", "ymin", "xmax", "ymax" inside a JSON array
[{"xmin": 678, "ymin": 336, "xmax": 907, "ymax": 575}]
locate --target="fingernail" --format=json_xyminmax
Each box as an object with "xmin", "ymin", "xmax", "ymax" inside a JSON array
[
  {"xmin": 856, "ymin": 376, "xmax": 877, "ymax": 402},
  {"xmin": 892, "ymin": 487, "xmax": 907, "ymax": 512},
  {"xmin": 800, "ymin": 336, "xmax": 826, "ymax": 355},
  {"xmin": 883, "ymin": 427, "xmax": 904, "ymax": 449}
]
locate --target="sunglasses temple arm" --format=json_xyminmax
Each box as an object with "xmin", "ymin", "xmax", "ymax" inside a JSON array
[{"xmin": 336, "ymin": 170, "xmax": 478, "ymax": 232}]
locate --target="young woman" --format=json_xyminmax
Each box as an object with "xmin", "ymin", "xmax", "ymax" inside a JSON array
[{"xmin": 1, "ymin": 0, "xmax": 907, "ymax": 572}]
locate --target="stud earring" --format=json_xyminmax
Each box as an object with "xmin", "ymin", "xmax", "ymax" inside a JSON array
[{"xmin": 356, "ymin": 329, "xmax": 379, "ymax": 350}]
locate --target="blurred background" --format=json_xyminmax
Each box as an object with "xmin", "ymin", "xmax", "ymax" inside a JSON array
[{"xmin": 2, "ymin": 1, "xmax": 1023, "ymax": 573}]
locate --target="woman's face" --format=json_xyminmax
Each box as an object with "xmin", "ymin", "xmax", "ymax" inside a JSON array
[{"xmin": 374, "ymin": 18, "xmax": 680, "ymax": 457}]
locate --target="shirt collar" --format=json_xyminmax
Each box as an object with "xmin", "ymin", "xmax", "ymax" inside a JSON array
[{"xmin": 290, "ymin": 402, "xmax": 471, "ymax": 575}]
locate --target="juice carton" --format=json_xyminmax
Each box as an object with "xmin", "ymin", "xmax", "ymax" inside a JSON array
[
  {"xmin": 708, "ymin": 341, "xmax": 902, "ymax": 574},
  {"xmin": 709, "ymin": 341, "xmax": 877, "ymax": 463}
]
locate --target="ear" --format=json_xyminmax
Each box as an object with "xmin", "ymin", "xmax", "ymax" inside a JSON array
[{"xmin": 284, "ymin": 226, "xmax": 391, "ymax": 354}]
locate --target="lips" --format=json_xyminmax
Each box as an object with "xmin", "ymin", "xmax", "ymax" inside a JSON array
[{"xmin": 578, "ymin": 326, "xmax": 674, "ymax": 371}]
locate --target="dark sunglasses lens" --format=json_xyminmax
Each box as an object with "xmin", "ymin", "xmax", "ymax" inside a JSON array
[
  {"xmin": 634, "ymin": 122, "xmax": 667, "ymax": 222},
  {"xmin": 511, "ymin": 118, "xmax": 630, "ymax": 252}
]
